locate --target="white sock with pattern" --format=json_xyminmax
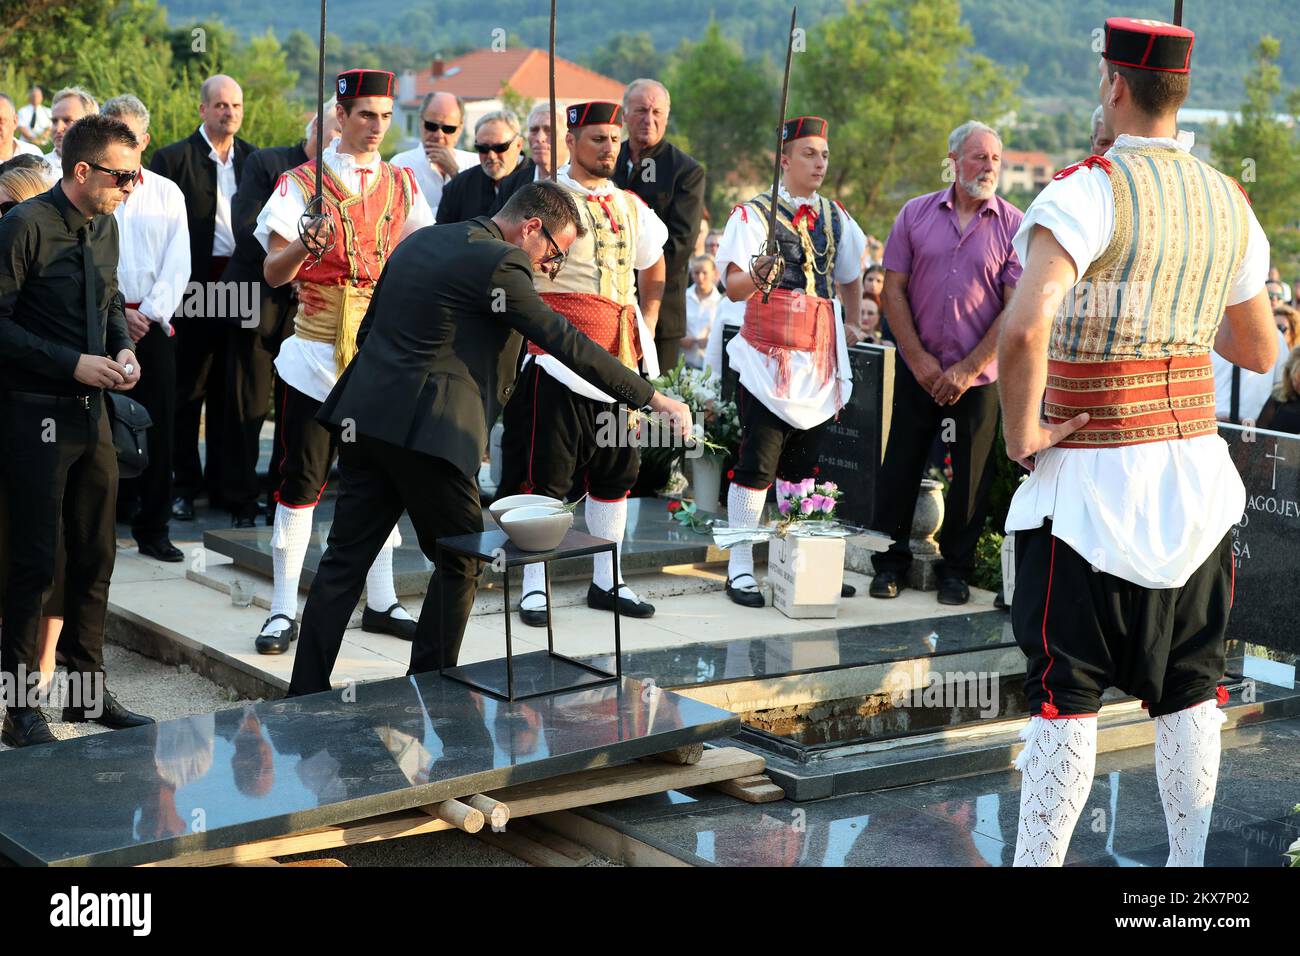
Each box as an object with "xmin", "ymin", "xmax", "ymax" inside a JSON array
[
  {"xmin": 520, "ymin": 564, "xmax": 547, "ymax": 611},
  {"xmin": 269, "ymin": 503, "xmax": 315, "ymax": 632},
  {"xmin": 364, "ymin": 531, "xmax": 412, "ymax": 620},
  {"xmin": 1013, "ymin": 715, "xmax": 1098, "ymax": 867},
  {"xmin": 1156, "ymin": 699, "xmax": 1226, "ymax": 867},
  {"xmin": 586, "ymin": 497, "xmax": 636, "ymax": 602},
  {"xmin": 726, "ymin": 482, "xmax": 767, "ymax": 588}
]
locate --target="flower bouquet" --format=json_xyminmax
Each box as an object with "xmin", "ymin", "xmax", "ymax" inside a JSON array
[{"xmin": 775, "ymin": 477, "xmax": 842, "ymax": 529}]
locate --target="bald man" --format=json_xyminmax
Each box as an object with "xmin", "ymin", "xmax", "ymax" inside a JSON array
[
  {"xmin": 0, "ymin": 94, "xmax": 44, "ymax": 164},
  {"xmin": 150, "ymin": 75, "xmax": 258, "ymax": 524},
  {"xmin": 390, "ymin": 91, "xmax": 478, "ymax": 216}
]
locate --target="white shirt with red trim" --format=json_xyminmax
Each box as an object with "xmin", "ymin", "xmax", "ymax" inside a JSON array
[
  {"xmin": 1004, "ymin": 133, "xmax": 1270, "ymax": 589},
  {"xmin": 255, "ymin": 143, "xmax": 433, "ymax": 401},
  {"xmin": 715, "ymin": 183, "xmax": 864, "ymax": 429}
]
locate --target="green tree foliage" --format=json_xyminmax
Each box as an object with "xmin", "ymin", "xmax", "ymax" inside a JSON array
[
  {"xmin": 792, "ymin": 0, "xmax": 1019, "ymax": 238},
  {"xmin": 587, "ymin": 32, "xmax": 666, "ymax": 84},
  {"xmin": 663, "ymin": 21, "xmax": 777, "ymax": 219},
  {"xmin": 1211, "ymin": 36, "xmax": 1300, "ymax": 263}
]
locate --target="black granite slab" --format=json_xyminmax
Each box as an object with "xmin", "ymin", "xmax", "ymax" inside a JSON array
[
  {"xmin": 720, "ymin": 329, "xmax": 895, "ymax": 528},
  {"xmin": 0, "ymin": 673, "xmax": 738, "ymax": 867},
  {"xmin": 1222, "ymin": 423, "xmax": 1300, "ymax": 654},
  {"xmin": 582, "ymin": 610, "xmax": 1013, "ymax": 689},
  {"xmin": 443, "ymin": 650, "xmax": 617, "ymax": 701},
  {"xmin": 205, "ymin": 497, "xmax": 758, "ymax": 595}
]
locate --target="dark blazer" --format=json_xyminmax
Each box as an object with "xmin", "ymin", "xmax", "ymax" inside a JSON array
[
  {"xmin": 435, "ymin": 158, "xmax": 536, "ymax": 224},
  {"xmin": 149, "ymin": 127, "xmax": 256, "ymax": 283},
  {"xmin": 318, "ymin": 217, "xmax": 655, "ymax": 478},
  {"xmin": 615, "ymin": 138, "xmax": 705, "ymax": 340},
  {"xmin": 219, "ymin": 142, "xmax": 307, "ymax": 336}
]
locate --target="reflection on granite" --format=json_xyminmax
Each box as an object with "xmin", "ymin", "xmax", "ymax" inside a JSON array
[
  {"xmin": 0, "ymin": 673, "xmax": 737, "ymax": 866},
  {"xmin": 444, "ymin": 649, "xmax": 615, "ymax": 701},
  {"xmin": 584, "ymin": 611, "xmax": 1013, "ymax": 689},
  {"xmin": 205, "ymin": 498, "xmax": 754, "ymax": 594}
]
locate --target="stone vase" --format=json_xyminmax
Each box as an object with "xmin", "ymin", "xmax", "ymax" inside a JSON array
[
  {"xmin": 909, "ymin": 479, "xmax": 945, "ymax": 556},
  {"xmin": 688, "ymin": 454, "xmax": 724, "ymax": 513}
]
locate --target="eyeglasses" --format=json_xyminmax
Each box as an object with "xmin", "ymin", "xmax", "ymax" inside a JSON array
[
  {"xmin": 424, "ymin": 121, "xmax": 460, "ymax": 135},
  {"xmin": 89, "ymin": 163, "xmax": 139, "ymax": 188},
  {"xmin": 539, "ymin": 222, "xmax": 566, "ymax": 279},
  {"xmin": 475, "ymin": 139, "xmax": 516, "ymax": 155}
]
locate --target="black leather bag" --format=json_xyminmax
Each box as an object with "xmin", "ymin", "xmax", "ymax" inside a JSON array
[{"xmin": 106, "ymin": 391, "xmax": 153, "ymax": 479}]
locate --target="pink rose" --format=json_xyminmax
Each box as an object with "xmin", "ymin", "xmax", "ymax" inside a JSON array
[
  {"xmin": 776, "ymin": 479, "xmax": 794, "ymax": 499},
  {"xmin": 800, "ymin": 498, "xmax": 815, "ymax": 515},
  {"xmin": 778, "ymin": 499, "xmax": 792, "ymax": 516},
  {"xmin": 799, "ymin": 477, "xmax": 816, "ymax": 497}
]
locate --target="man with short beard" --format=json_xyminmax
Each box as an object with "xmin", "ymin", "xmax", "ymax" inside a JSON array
[
  {"xmin": 434, "ymin": 109, "xmax": 535, "ymax": 224},
  {"xmin": 871, "ymin": 120, "xmax": 1023, "ymax": 607}
]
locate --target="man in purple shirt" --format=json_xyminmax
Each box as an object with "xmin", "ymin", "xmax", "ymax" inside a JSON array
[{"xmin": 871, "ymin": 121, "xmax": 1023, "ymax": 605}]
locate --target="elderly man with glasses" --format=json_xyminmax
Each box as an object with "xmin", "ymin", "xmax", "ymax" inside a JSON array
[
  {"xmin": 434, "ymin": 109, "xmax": 536, "ymax": 225},
  {"xmin": 390, "ymin": 91, "xmax": 478, "ymax": 215}
]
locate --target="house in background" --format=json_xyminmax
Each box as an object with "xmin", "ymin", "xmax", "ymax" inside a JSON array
[
  {"xmin": 396, "ymin": 49, "xmax": 626, "ymax": 149},
  {"xmin": 998, "ymin": 149, "xmax": 1054, "ymax": 194}
]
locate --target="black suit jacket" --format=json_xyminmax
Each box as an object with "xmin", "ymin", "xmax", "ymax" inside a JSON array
[
  {"xmin": 435, "ymin": 158, "xmax": 536, "ymax": 224},
  {"xmin": 318, "ymin": 217, "xmax": 655, "ymax": 478},
  {"xmin": 149, "ymin": 128, "xmax": 257, "ymax": 283},
  {"xmin": 615, "ymin": 138, "xmax": 705, "ymax": 340},
  {"xmin": 219, "ymin": 142, "xmax": 307, "ymax": 336}
]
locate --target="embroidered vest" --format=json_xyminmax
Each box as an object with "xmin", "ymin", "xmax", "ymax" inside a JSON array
[
  {"xmin": 537, "ymin": 184, "xmax": 641, "ymax": 307},
  {"xmin": 743, "ymin": 192, "xmax": 841, "ymax": 299},
  {"xmin": 1050, "ymin": 147, "xmax": 1251, "ymax": 363}
]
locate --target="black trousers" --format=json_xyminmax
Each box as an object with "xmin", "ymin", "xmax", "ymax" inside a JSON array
[
  {"xmin": 870, "ymin": 358, "xmax": 1000, "ymax": 581},
  {"xmin": 498, "ymin": 362, "xmax": 640, "ymax": 502},
  {"xmin": 122, "ymin": 323, "xmax": 176, "ymax": 542},
  {"xmin": 288, "ymin": 437, "xmax": 483, "ymax": 695},
  {"xmin": 275, "ymin": 384, "xmax": 335, "ymax": 507},
  {"xmin": 0, "ymin": 393, "xmax": 117, "ymax": 687},
  {"xmin": 172, "ymin": 314, "xmax": 230, "ymax": 503},
  {"xmin": 731, "ymin": 384, "xmax": 830, "ymax": 489},
  {"xmin": 1012, "ymin": 521, "xmax": 1232, "ymax": 718},
  {"xmin": 222, "ymin": 324, "xmax": 279, "ymax": 517}
]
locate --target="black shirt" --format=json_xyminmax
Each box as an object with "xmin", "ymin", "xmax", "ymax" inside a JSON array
[
  {"xmin": 435, "ymin": 158, "xmax": 536, "ymax": 224},
  {"xmin": 0, "ymin": 181, "xmax": 132, "ymax": 396}
]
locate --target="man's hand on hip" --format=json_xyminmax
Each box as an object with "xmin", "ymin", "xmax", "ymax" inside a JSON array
[{"xmin": 1004, "ymin": 413, "xmax": 1090, "ymax": 472}]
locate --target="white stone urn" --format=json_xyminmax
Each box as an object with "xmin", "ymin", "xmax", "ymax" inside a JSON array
[{"xmin": 909, "ymin": 478, "xmax": 945, "ymax": 555}]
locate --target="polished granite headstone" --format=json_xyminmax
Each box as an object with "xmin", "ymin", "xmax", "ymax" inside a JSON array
[
  {"xmin": 0, "ymin": 672, "xmax": 738, "ymax": 867},
  {"xmin": 1222, "ymin": 423, "xmax": 1300, "ymax": 655},
  {"xmin": 720, "ymin": 328, "xmax": 895, "ymax": 527},
  {"xmin": 204, "ymin": 497, "xmax": 756, "ymax": 596}
]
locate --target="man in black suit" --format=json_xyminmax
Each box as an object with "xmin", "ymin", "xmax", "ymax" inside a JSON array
[
  {"xmin": 287, "ymin": 182, "xmax": 693, "ymax": 696},
  {"xmin": 435, "ymin": 110, "xmax": 536, "ymax": 224},
  {"xmin": 218, "ymin": 105, "xmax": 342, "ymax": 526},
  {"xmin": 614, "ymin": 79, "xmax": 705, "ymax": 373},
  {"xmin": 149, "ymin": 75, "xmax": 257, "ymax": 523}
]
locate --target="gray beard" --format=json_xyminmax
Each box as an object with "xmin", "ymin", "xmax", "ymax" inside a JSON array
[{"xmin": 960, "ymin": 177, "xmax": 997, "ymax": 201}]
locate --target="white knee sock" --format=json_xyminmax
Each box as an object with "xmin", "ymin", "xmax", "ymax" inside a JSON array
[
  {"xmin": 1013, "ymin": 715, "xmax": 1098, "ymax": 867},
  {"xmin": 726, "ymin": 483, "xmax": 768, "ymax": 585},
  {"xmin": 520, "ymin": 563, "xmax": 547, "ymax": 611},
  {"xmin": 364, "ymin": 534, "xmax": 412, "ymax": 620},
  {"xmin": 586, "ymin": 497, "xmax": 637, "ymax": 601},
  {"xmin": 269, "ymin": 503, "xmax": 316, "ymax": 630},
  {"xmin": 1156, "ymin": 699, "xmax": 1226, "ymax": 867}
]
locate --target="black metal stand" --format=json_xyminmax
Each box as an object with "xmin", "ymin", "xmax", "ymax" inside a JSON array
[{"xmin": 435, "ymin": 529, "xmax": 623, "ymax": 701}]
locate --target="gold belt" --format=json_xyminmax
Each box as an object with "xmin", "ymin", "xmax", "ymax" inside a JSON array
[{"xmin": 294, "ymin": 283, "xmax": 374, "ymax": 377}]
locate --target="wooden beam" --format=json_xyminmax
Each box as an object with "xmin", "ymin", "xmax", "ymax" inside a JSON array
[
  {"xmin": 466, "ymin": 794, "xmax": 510, "ymax": 830},
  {"xmin": 537, "ymin": 810, "xmax": 692, "ymax": 867},
  {"xmin": 475, "ymin": 828, "xmax": 582, "ymax": 867},
  {"xmin": 643, "ymin": 743, "xmax": 704, "ymax": 766},
  {"xmin": 429, "ymin": 798, "xmax": 484, "ymax": 833},
  {"xmin": 511, "ymin": 820, "xmax": 594, "ymax": 865},
  {"xmin": 711, "ymin": 773, "xmax": 785, "ymax": 804}
]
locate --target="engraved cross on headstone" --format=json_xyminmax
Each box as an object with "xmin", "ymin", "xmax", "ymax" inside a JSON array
[{"xmin": 1267, "ymin": 441, "xmax": 1287, "ymax": 492}]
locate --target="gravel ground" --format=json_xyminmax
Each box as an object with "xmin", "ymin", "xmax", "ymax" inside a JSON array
[{"xmin": 2, "ymin": 644, "xmax": 617, "ymax": 867}]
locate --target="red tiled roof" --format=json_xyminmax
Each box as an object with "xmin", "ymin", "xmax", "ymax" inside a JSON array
[
  {"xmin": 408, "ymin": 48, "xmax": 625, "ymax": 103},
  {"xmin": 1003, "ymin": 149, "xmax": 1053, "ymax": 168}
]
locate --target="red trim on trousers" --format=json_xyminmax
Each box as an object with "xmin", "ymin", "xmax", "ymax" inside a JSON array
[
  {"xmin": 1039, "ymin": 537, "xmax": 1059, "ymax": 716},
  {"xmin": 731, "ymin": 481, "xmax": 770, "ymax": 492},
  {"xmin": 522, "ymin": 364, "xmax": 540, "ymax": 494},
  {"xmin": 1230, "ymin": 556, "xmax": 1236, "ymax": 609},
  {"xmin": 588, "ymin": 493, "xmax": 629, "ymax": 503}
]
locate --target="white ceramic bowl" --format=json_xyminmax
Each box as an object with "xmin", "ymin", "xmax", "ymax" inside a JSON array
[
  {"xmin": 488, "ymin": 493, "xmax": 564, "ymax": 526},
  {"xmin": 499, "ymin": 506, "xmax": 573, "ymax": 552}
]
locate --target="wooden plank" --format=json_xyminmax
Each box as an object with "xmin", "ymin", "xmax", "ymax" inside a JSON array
[
  {"xmin": 537, "ymin": 810, "xmax": 692, "ymax": 867},
  {"xmin": 712, "ymin": 777, "xmax": 785, "ymax": 804},
  {"xmin": 475, "ymin": 828, "xmax": 581, "ymax": 867},
  {"xmin": 643, "ymin": 743, "xmax": 704, "ymax": 766},
  {"xmin": 512, "ymin": 820, "xmax": 594, "ymax": 865}
]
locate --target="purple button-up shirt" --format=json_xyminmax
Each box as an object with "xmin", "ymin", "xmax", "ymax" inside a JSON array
[{"xmin": 882, "ymin": 185, "xmax": 1024, "ymax": 385}]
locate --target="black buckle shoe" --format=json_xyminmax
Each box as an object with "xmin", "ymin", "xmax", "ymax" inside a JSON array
[
  {"xmin": 518, "ymin": 590, "xmax": 549, "ymax": 628},
  {"xmin": 361, "ymin": 603, "xmax": 417, "ymax": 641},
  {"xmin": 726, "ymin": 573, "xmax": 764, "ymax": 608},
  {"xmin": 63, "ymin": 690, "xmax": 154, "ymax": 729},
  {"xmin": 841, "ymin": 581, "xmax": 856, "ymax": 598},
  {"xmin": 256, "ymin": 614, "xmax": 298, "ymax": 655},
  {"xmin": 138, "ymin": 538, "xmax": 184, "ymax": 562},
  {"xmin": 2, "ymin": 707, "xmax": 57, "ymax": 747},
  {"xmin": 231, "ymin": 515, "xmax": 257, "ymax": 529},
  {"xmin": 937, "ymin": 575, "xmax": 970, "ymax": 606},
  {"xmin": 586, "ymin": 583, "xmax": 655, "ymax": 618},
  {"xmin": 172, "ymin": 496, "xmax": 195, "ymax": 521},
  {"xmin": 869, "ymin": 570, "xmax": 903, "ymax": 599}
]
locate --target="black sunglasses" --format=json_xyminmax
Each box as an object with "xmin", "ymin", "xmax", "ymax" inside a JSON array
[
  {"xmin": 89, "ymin": 163, "xmax": 139, "ymax": 188},
  {"xmin": 474, "ymin": 139, "xmax": 516, "ymax": 155},
  {"xmin": 539, "ymin": 222, "xmax": 566, "ymax": 279},
  {"xmin": 424, "ymin": 121, "xmax": 460, "ymax": 135}
]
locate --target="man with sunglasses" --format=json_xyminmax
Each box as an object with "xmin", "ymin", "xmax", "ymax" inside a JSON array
[
  {"xmin": 390, "ymin": 92, "xmax": 478, "ymax": 216},
  {"xmin": 0, "ymin": 114, "xmax": 156, "ymax": 746},
  {"xmin": 434, "ymin": 110, "xmax": 535, "ymax": 225},
  {"xmin": 252, "ymin": 69, "xmax": 433, "ymax": 657},
  {"xmin": 287, "ymin": 182, "xmax": 692, "ymax": 695},
  {"xmin": 498, "ymin": 100, "xmax": 668, "ymax": 628}
]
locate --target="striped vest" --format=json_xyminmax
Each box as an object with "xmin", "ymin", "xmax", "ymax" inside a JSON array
[{"xmin": 1044, "ymin": 147, "xmax": 1251, "ymax": 447}]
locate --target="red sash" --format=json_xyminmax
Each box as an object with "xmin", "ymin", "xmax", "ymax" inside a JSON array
[
  {"xmin": 740, "ymin": 288, "xmax": 838, "ymax": 398},
  {"xmin": 528, "ymin": 292, "xmax": 642, "ymax": 368}
]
